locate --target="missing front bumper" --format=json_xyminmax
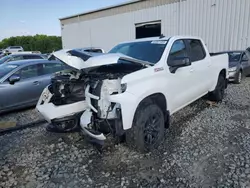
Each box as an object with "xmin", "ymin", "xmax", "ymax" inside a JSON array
[
  {"xmin": 80, "ymin": 110, "xmax": 106, "ymax": 141},
  {"xmin": 36, "ymin": 87, "xmax": 88, "ymax": 122}
]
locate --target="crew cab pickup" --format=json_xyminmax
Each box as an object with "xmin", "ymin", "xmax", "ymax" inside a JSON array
[{"xmin": 36, "ymin": 36, "xmax": 229, "ymax": 151}]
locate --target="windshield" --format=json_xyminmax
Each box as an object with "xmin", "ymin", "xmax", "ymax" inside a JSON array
[
  {"xmin": 109, "ymin": 40, "xmax": 168, "ymax": 64},
  {"xmin": 228, "ymin": 52, "xmax": 242, "ymax": 62},
  {"xmin": 0, "ymin": 55, "xmax": 11, "ymax": 64},
  {"xmin": 0, "ymin": 63, "xmax": 19, "ymax": 79}
]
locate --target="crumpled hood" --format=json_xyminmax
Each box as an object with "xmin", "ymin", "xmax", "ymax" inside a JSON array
[{"xmin": 51, "ymin": 49, "xmax": 152, "ymax": 70}]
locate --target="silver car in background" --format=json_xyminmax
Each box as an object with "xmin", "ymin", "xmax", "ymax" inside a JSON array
[
  {"xmin": 0, "ymin": 59, "xmax": 66, "ymax": 113},
  {"xmin": 211, "ymin": 51, "xmax": 250, "ymax": 84},
  {"xmin": 3, "ymin": 46, "xmax": 24, "ymax": 53},
  {"xmin": 0, "ymin": 53, "xmax": 45, "ymax": 65}
]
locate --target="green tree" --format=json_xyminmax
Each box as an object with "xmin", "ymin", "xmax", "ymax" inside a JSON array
[{"xmin": 0, "ymin": 35, "xmax": 62, "ymax": 53}]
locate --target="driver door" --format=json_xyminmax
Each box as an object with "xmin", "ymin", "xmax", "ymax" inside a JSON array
[
  {"xmin": 0, "ymin": 64, "xmax": 41, "ymax": 110},
  {"xmin": 166, "ymin": 40, "xmax": 196, "ymax": 113}
]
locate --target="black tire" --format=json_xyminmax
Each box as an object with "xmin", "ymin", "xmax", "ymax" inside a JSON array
[
  {"xmin": 208, "ymin": 74, "xmax": 226, "ymax": 102},
  {"xmin": 234, "ymin": 70, "xmax": 242, "ymax": 84},
  {"xmin": 126, "ymin": 100, "xmax": 165, "ymax": 152}
]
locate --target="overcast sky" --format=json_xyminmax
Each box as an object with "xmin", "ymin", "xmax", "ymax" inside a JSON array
[{"xmin": 0, "ymin": 0, "xmax": 129, "ymax": 41}]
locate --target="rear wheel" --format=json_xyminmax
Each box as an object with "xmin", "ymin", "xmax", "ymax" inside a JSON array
[
  {"xmin": 126, "ymin": 100, "xmax": 165, "ymax": 152},
  {"xmin": 208, "ymin": 74, "xmax": 226, "ymax": 102},
  {"xmin": 234, "ymin": 70, "xmax": 242, "ymax": 84}
]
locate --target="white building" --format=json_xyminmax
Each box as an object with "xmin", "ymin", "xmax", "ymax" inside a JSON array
[{"xmin": 60, "ymin": 0, "xmax": 250, "ymax": 52}]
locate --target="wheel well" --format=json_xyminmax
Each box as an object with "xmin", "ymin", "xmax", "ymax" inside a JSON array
[
  {"xmin": 219, "ymin": 68, "xmax": 228, "ymax": 88},
  {"xmin": 219, "ymin": 69, "xmax": 226, "ymax": 78},
  {"xmin": 136, "ymin": 93, "xmax": 169, "ymax": 128},
  {"xmin": 139, "ymin": 93, "xmax": 167, "ymax": 113}
]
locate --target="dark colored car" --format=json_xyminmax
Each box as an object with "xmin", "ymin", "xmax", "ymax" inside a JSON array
[
  {"xmin": 212, "ymin": 51, "xmax": 250, "ymax": 84},
  {"xmin": 0, "ymin": 59, "xmax": 66, "ymax": 113},
  {"xmin": 0, "ymin": 53, "xmax": 45, "ymax": 65}
]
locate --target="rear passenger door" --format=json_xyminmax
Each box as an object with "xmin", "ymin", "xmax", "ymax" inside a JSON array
[{"xmin": 185, "ymin": 39, "xmax": 210, "ymax": 96}]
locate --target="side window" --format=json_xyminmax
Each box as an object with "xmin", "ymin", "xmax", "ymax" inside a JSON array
[
  {"xmin": 16, "ymin": 65, "xmax": 39, "ymax": 80},
  {"xmin": 10, "ymin": 46, "xmax": 21, "ymax": 49},
  {"xmin": 168, "ymin": 40, "xmax": 187, "ymax": 64},
  {"xmin": 12, "ymin": 56, "xmax": 24, "ymax": 61},
  {"xmin": 242, "ymin": 53, "xmax": 248, "ymax": 61},
  {"xmin": 42, "ymin": 63, "xmax": 63, "ymax": 75},
  {"xmin": 186, "ymin": 39, "xmax": 206, "ymax": 62},
  {"xmin": 23, "ymin": 55, "xmax": 43, "ymax": 59}
]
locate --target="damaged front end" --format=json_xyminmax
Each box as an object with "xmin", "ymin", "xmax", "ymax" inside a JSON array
[
  {"xmin": 36, "ymin": 49, "xmax": 149, "ymax": 140},
  {"xmin": 36, "ymin": 70, "xmax": 88, "ymax": 132}
]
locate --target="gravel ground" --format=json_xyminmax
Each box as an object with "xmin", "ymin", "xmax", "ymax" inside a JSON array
[
  {"xmin": 0, "ymin": 108, "xmax": 44, "ymax": 126},
  {"xmin": 1, "ymin": 77, "xmax": 250, "ymax": 188}
]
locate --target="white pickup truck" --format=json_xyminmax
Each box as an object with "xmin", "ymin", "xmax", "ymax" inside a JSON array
[{"xmin": 36, "ymin": 36, "xmax": 229, "ymax": 151}]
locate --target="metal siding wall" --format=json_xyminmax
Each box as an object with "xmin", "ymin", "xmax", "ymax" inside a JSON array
[
  {"xmin": 175, "ymin": 0, "xmax": 250, "ymax": 52},
  {"xmin": 61, "ymin": 0, "xmax": 250, "ymax": 52}
]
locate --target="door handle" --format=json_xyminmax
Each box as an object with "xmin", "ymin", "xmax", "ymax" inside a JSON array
[
  {"xmin": 190, "ymin": 68, "xmax": 194, "ymax": 72},
  {"xmin": 33, "ymin": 81, "xmax": 40, "ymax": 85}
]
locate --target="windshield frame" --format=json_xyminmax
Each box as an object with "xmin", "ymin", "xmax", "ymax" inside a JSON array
[{"xmin": 108, "ymin": 40, "xmax": 169, "ymax": 64}]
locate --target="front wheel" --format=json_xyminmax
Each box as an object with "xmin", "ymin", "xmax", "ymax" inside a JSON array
[
  {"xmin": 208, "ymin": 74, "xmax": 226, "ymax": 102},
  {"xmin": 126, "ymin": 100, "xmax": 165, "ymax": 152}
]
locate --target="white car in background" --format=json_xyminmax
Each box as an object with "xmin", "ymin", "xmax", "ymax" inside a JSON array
[
  {"xmin": 37, "ymin": 36, "xmax": 229, "ymax": 151},
  {"xmin": 4, "ymin": 46, "xmax": 24, "ymax": 53}
]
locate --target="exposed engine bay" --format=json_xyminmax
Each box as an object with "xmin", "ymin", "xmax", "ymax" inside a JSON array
[
  {"xmin": 36, "ymin": 49, "xmax": 149, "ymax": 140},
  {"xmin": 49, "ymin": 62, "xmax": 144, "ymax": 106}
]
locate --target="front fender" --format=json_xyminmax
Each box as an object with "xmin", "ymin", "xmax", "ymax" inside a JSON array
[
  {"xmin": 109, "ymin": 90, "xmax": 167, "ymax": 130},
  {"xmin": 109, "ymin": 91, "xmax": 138, "ymax": 130}
]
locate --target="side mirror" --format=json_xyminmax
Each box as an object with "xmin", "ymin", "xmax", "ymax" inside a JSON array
[
  {"xmin": 9, "ymin": 75, "xmax": 20, "ymax": 85},
  {"xmin": 168, "ymin": 57, "xmax": 191, "ymax": 73}
]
